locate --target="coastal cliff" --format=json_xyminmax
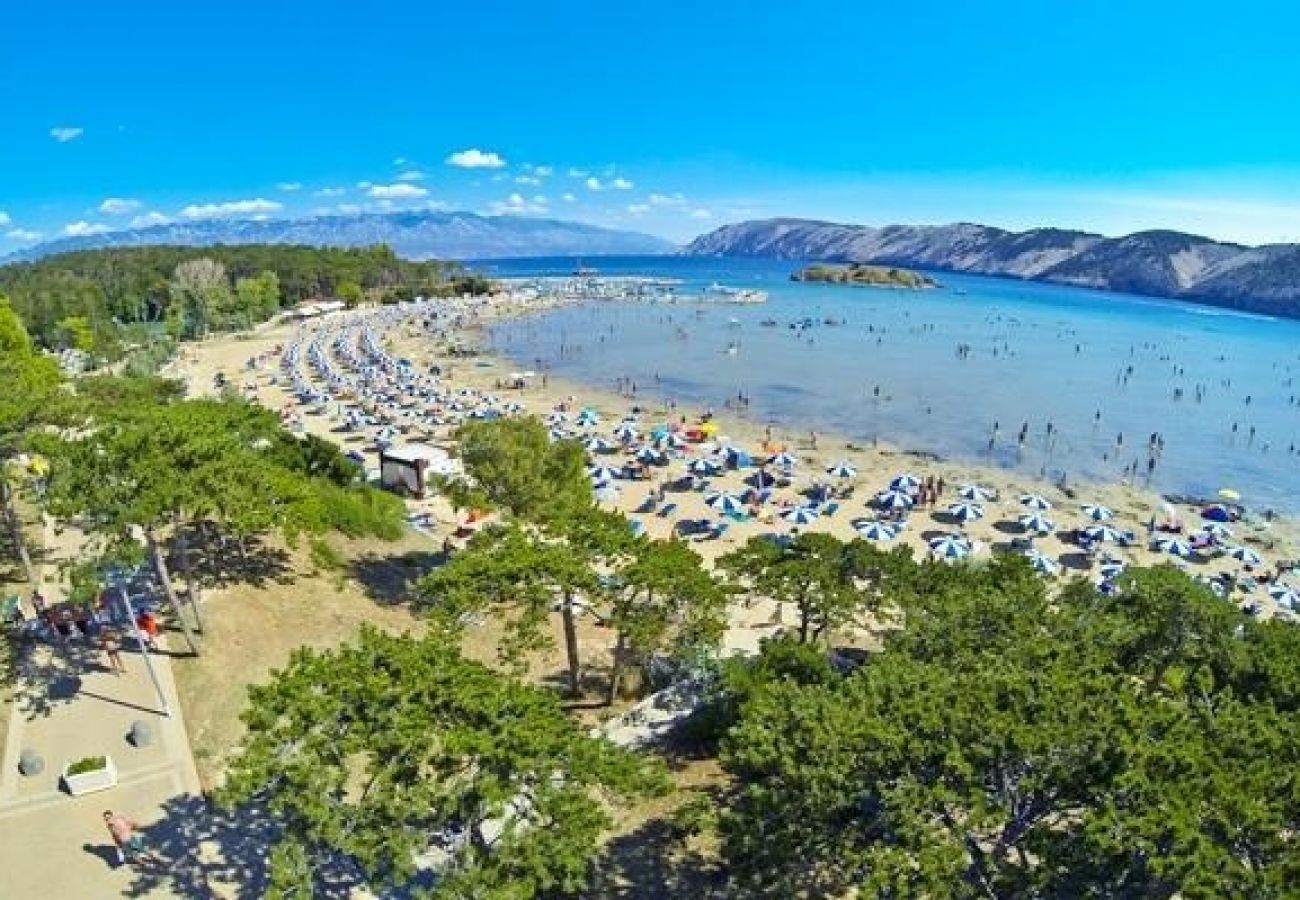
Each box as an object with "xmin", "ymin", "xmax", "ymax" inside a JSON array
[
  {"xmin": 792, "ymin": 263, "xmax": 937, "ymax": 288},
  {"xmin": 684, "ymin": 218, "xmax": 1300, "ymax": 317}
]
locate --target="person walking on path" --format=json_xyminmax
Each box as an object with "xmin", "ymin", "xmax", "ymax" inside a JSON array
[
  {"xmin": 103, "ymin": 810, "xmax": 152, "ymax": 866},
  {"xmin": 99, "ymin": 628, "xmax": 125, "ymax": 674}
]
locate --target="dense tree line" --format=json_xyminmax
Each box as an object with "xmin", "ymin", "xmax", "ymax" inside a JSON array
[{"xmin": 0, "ymin": 243, "xmax": 472, "ymax": 349}]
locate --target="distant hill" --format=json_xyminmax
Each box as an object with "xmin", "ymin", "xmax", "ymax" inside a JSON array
[
  {"xmin": 4, "ymin": 211, "xmax": 674, "ymax": 264},
  {"xmin": 683, "ymin": 218, "xmax": 1300, "ymax": 317}
]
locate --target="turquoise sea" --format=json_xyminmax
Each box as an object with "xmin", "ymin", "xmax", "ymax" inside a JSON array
[{"xmin": 482, "ymin": 256, "xmax": 1300, "ymax": 514}]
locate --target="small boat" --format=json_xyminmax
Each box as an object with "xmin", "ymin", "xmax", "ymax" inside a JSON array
[{"xmin": 724, "ymin": 341, "xmax": 740, "ymax": 355}]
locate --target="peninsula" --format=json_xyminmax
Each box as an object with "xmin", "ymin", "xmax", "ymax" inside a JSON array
[{"xmin": 792, "ymin": 262, "xmax": 937, "ymax": 289}]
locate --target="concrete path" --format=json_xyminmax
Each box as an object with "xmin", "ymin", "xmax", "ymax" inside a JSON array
[{"xmin": 0, "ymin": 633, "xmax": 222, "ymax": 898}]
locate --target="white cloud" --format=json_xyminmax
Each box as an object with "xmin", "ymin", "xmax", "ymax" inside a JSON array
[
  {"xmin": 690, "ymin": 208, "xmax": 714, "ymax": 219},
  {"xmin": 50, "ymin": 126, "xmax": 84, "ymax": 143},
  {"xmin": 492, "ymin": 192, "xmax": 549, "ymax": 215},
  {"xmin": 393, "ymin": 157, "xmax": 407, "ymax": 166},
  {"xmin": 335, "ymin": 203, "xmax": 363, "ymax": 215},
  {"xmin": 650, "ymin": 192, "xmax": 687, "ymax": 207},
  {"xmin": 568, "ymin": 168, "xmax": 589, "ymax": 178},
  {"xmin": 532, "ymin": 165, "xmax": 553, "ymax": 177},
  {"xmin": 562, "ymin": 193, "xmax": 577, "ymax": 203},
  {"xmin": 446, "ymin": 148, "xmax": 506, "ymax": 169},
  {"xmin": 314, "ymin": 186, "xmax": 346, "ymax": 197},
  {"xmin": 6, "ymin": 228, "xmax": 41, "ymax": 241},
  {"xmin": 395, "ymin": 169, "xmax": 426, "ymax": 182},
  {"xmin": 276, "ymin": 181, "xmax": 302, "ymax": 192},
  {"xmin": 99, "ymin": 197, "xmax": 141, "ymax": 215},
  {"xmin": 627, "ymin": 203, "xmax": 650, "ymax": 215},
  {"xmin": 515, "ymin": 175, "xmax": 541, "ymax": 186},
  {"xmin": 63, "ymin": 220, "xmax": 108, "ymax": 237},
  {"xmin": 611, "ymin": 177, "xmax": 635, "ymax": 190},
  {"xmin": 181, "ymin": 198, "xmax": 283, "ymax": 219},
  {"xmin": 0, "ymin": 211, "xmax": 9, "ymax": 226},
  {"xmin": 130, "ymin": 211, "xmax": 171, "ymax": 228},
  {"xmin": 585, "ymin": 177, "xmax": 603, "ymax": 191},
  {"xmin": 366, "ymin": 183, "xmax": 428, "ymax": 200}
]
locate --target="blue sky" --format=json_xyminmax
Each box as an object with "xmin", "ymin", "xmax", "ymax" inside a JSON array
[{"xmin": 4, "ymin": 1, "xmax": 1300, "ymax": 248}]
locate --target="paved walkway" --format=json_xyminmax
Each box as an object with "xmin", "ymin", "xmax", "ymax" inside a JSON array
[{"xmin": 0, "ymin": 631, "xmax": 213, "ymax": 897}]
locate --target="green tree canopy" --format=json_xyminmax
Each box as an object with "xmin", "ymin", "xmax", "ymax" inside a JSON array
[{"xmin": 450, "ymin": 417, "xmax": 589, "ymax": 519}]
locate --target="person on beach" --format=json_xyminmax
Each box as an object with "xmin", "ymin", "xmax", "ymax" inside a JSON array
[{"xmin": 103, "ymin": 810, "xmax": 152, "ymax": 866}]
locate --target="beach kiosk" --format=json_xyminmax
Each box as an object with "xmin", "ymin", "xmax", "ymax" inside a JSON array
[{"xmin": 379, "ymin": 444, "xmax": 458, "ymax": 499}]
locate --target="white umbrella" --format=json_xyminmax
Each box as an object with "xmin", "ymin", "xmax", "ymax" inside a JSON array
[
  {"xmin": 584, "ymin": 436, "xmax": 614, "ymax": 453},
  {"xmin": 1018, "ymin": 512, "xmax": 1056, "ymax": 534},
  {"xmin": 782, "ymin": 506, "xmax": 820, "ymax": 525},
  {"xmin": 689, "ymin": 458, "xmax": 721, "ymax": 476},
  {"xmin": 548, "ymin": 427, "xmax": 569, "ymax": 442},
  {"xmin": 1019, "ymin": 493, "xmax": 1052, "ymax": 511},
  {"xmin": 1226, "ymin": 545, "xmax": 1263, "ymax": 565},
  {"xmin": 612, "ymin": 422, "xmax": 638, "ymax": 442},
  {"xmin": 1155, "ymin": 537, "xmax": 1193, "ymax": 558},
  {"xmin": 876, "ymin": 489, "xmax": 915, "ymax": 511},
  {"xmin": 853, "ymin": 519, "xmax": 898, "ymax": 541},
  {"xmin": 1268, "ymin": 584, "xmax": 1299, "ymax": 608},
  {"xmin": 958, "ymin": 484, "xmax": 993, "ymax": 501},
  {"xmin": 1082, "ymin": 504, "xmax": 1114, "ymax": 521},
  {"xmin": 890, "ymin": 473, "xmax": 922, "ymax": 491},
  {"xmin": 593, "ymin": 483, "xmax": 619, "ymax": 503},
  {"xmin": 654, "ymin": 431, "xmax": 686, "ymax": 450},
  {"xmin": 929, "ymin": 534, "xmax": 971, "ymax": 559},
  {"xmin": 1099, "ymin": 561, "xmax": 1126, "ymax": 580},
  {"xmin": 1024, "ymin": 548, "xmax": 1058, "ymax": 575},
  {"xmin": 947, "ymin": 501, "xmax": 985, "ymax": 523},
  {"xmin": 827, "ymin": 461, "xmax": 857, "ymax": 479},
  {"xmin": 588, "ymin": 464, "xmax": 620, "ymax": 483},
  {"xmin": 770, "ymin": 451, "xmax": 798, "ymax": 468},
  {"xmin": 704, "ymin": 492, "xmax": 745, "ymax": 515},
  {"xmin": 1084, "ymin": 524, "xmax": 1124, "ymax": 543},
  {"xmin": 633, "ymin": 446, "xmax": 665, "ymax": 464},
  {"xmin": 1200, "ymin": 522, "xmax": 1234, "ymax": 540}
]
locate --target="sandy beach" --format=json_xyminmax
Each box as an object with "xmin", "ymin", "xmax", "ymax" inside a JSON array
[{"xmin": 164, "ymin": 291, "xmax": 1300, "ymax": 626}]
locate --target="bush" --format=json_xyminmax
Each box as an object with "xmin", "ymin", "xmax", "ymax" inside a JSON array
[{"xmin": 66, "ymin": 755, "xmax": 107, "ymax": 775}]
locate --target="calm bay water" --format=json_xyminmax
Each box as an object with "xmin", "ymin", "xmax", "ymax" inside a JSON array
[{"xmin": 482, "ymin": 256, "xmax": 1300, "ymax": 513}]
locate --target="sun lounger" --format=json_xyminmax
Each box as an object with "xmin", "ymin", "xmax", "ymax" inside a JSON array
[{"xmin": 657, "ymin": 502, "xmax": 678, "ymax": 518}]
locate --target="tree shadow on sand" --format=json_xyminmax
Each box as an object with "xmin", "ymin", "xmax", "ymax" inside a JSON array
[
  {"xmin": 348, "ymin": 549, "xmax": 446, "ymax": 606},
  {"xmin": 586, "ymin": 814, "xmax": 727, "ymax": 899},
  {"xmin": 10, "ymin": 637, "xmax": 111, "ymax": 719},
  {"xmin": 175, "ymin": 523, "xmax": 294, "ymax": 591}
]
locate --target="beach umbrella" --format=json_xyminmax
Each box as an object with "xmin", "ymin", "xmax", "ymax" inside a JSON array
[
  {"xmin": 928, "ymin": 534, "xmax": 971, "ymax": 559},
  {"xmin": 584, "ymin": 436, "xmax": 615, "ymax": 453},
  {"xmin": 612, "ymin": 422, "xmax": 639, "ymax": 442},
  {"xmin": 947, "ymin": 501, "xmax": 985, "ymax": 523},
  {"xmin": 1218, "ymin": 488, "xmax": 1241, "ymax": 502},
  {"xmin": 688, "ymin": 457, "xmax": 721, "ymax": 476},
  {"xmin": 1018, "ymin": 512, "xmax": 1056, "ymax": 534},
  {"xmin": 877, "ymin": 489, "xmax": 914, "ymax": 511},
  {"xmin": 575, "ymin": 409, "xmax": 600, "ymax": 427},
  {"xmin": 890, "ymin": 473, "xmax": 921, "ymax": 491},
  {"xmin": 748, "ymin": 469, "xmax": 778, "ymax": 489},
  {"xmin": 588, "ymin": 464, "xmax": 620, "ymax": 483},
  {"xmin": 654, "ymin": 431, "xmax": 686, "ymax": 449},
  {"xmin": 1202, "ymin": 504, "xmax": 1232, "ymax": 522},
  {"xmin": 1082, "ymin": 504, "xmax": 1114, "ymax": 521},
  {"xmin": 782, "ymin": 506, "xmax": 820, "ymax": 525},
  {"xmin": 958, "ymin": 484, "xmax": 993, "ymax": 502},
  {"xmin": 827, "ymin": 461, "xmax": 857, "ymax": 479},
  {"xmin": 545, "ymin": 411, "xmax": 569, "ymax": 425},
  {"xmin": 628, "ymin": 518, "xmax": 647, "ymax": 537},
  {"xmin": 705, "ymin": 491, "xmax": 746, "ymax": 515},
  {"xmin": 721, "ymin": 445, "xmax": 752, "ymax": 468},
  {"xmin": 1155, "ymin": 537, "xmax": 1194, "ymax": 558},
  {"xmin": 1099, "ymin": 561, "xmax": 1126, "ymax": 580},
  {"xmin": 633, "ymin": 445, "xmax": 665, "ymax": 464},
  {"xmin": 853, "ymin": 519, "xmax": 898, "ymax": 541},
  {"xmin": 1019, "ymin": 493, "xmax": 1052, "ymax": 511},
  {"xmin": 1084, "ymin": 524, "xmax": 1124, "ymax": 543},
  {"xmin": 1226, "ymin": 545, "xmax": 1263, "ymax": 565},
  {"xmin": 1023, "ymin": 548, "xmax": 1059, "ymax": 575},
  {"xmin": 1268, "ymin": 584, "xmax": 1299, "ymax": 608},
  {"xmin": 593, "ymin": 483, "xmax": 620, "ymax": 503},
  {"xmin": 770, "ymin": 451, "xmax": 798, "ymax": 469},
  {"xmin": 1200, "ymin": 522, "xmax": 1234, "ymax": 540},
  {"xmin": 548, "ymin": 428, "xmax": 569, "ymax": 442}
]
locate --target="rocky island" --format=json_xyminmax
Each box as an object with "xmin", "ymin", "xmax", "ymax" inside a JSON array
[{"xmin": 792, "ymin": 262, "xmax": 938, "ymax": 288}]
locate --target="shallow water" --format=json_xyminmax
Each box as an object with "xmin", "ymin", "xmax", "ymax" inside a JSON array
[{"xmin": 483, "ymin": 256, "xmax": 1300, "ymax": 513}]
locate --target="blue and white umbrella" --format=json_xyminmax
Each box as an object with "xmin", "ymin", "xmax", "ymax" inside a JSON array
[
  {"xmin": 612, "ymin": 422, "xmax": 639, "ymax": 442},
  {"xmin": 546, "ymin": 411, "xmax": 570, "ymax": 426},
  {"xmin": 827, "ymin": 461, "xmax": 857, "ymax": 479},
  {"xmin": 958, "ymin": 484, "xmax": 993, "ymax": 502},
  {"xmin": 1024, "ymin": 548, "xmax": 1059, "ymax": 575},
  {"xmin": 634, "ymin": 445, "xmax": 665, "ymax": 464},
  {"xmin": 1155, "ymin": 537, "xmax": 1194, "ymax": 558},
  {"xmin": 575, "ymin": 409, "xmax": 600, "ymax": 427},
  {"xmin": 1018, "ymin": 512, "xmax": 1056, "ymax": 534},
  {"xmin": 853, "ymin": 519, "xmax": 898, "ymax": 541},
  {"xmin": 782, "ymin": 506, "xmax": 820, "ymax": 525},
  {"xmin": 1200, "ymin": 522, "xmax": 1234, "ymax": 540},
  {"xmin": 1082, "ymin": 504, "xmax": 1114, "ymax": 522},
  {"xmin": 584, "ymin": 436, "xmax": 615, "ymax": 453},
  {"xmin": 704, "ymin": 491, "xmax": 746, "ymax": 515},
  {"xmin": 594, "ymin": 482, "xmax": 620, "ymax": 503},
  {"xmin": 548, "ymin": 427, "xmax": 570, "ymax": 442},
  {"xmin": 770, "ymin": 451, "xmax": 799, "ymax": 469},
  {"xmin": 877, "ymin": 489, "xmax": 915, "ymax": 511},
  {"xmin": 929, "ymin": 534, "xmax": 971, "ymax": 559},
  {"xmin": 947, "ymin": 501, "xmax": 985, "ymax": 523},
  {"xmin": 720, "ymin": 445, "xmax": 752, "ymax": 467},
  {"xmin": 890, "ymin": 473, "xmax": 922, "ymax": 491},
  {"xmin": 653, "ymin": 431, "xmax": 686, "ymax": 449},
  {"xmin": 689, "ymin": 458, "xmax": 721, "ymax": 476},
  {"xmin": 1268, "ymin": 584, "xmax": 1299, "ymax": 608},
  {"xmin": 588, "ymin": 464, "xmax": 620, "ymax": 483},
  {"xmin": 1019, "ymin": 493, "xmax": 1052, "ymax": 511},
  {"xmin": 1226, "ymin": 545, "xmax": 1263, "ymax": 565},
  {"xmin": 1084, "ymin": 524, "xmax": 1124, "ymax": 543},
  {"xmin": 1098, "ymin": 561, "xmax": 1126, "ymax": 580}
]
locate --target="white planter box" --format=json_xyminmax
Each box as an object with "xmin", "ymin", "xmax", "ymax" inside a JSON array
[{"xmin": 61, "ymin": 756, "xmax": 118, "ymax": 796}]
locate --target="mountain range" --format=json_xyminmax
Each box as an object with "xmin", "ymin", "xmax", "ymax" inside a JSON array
[
  {"xmin": 3, "ymin": 211, "xmax": 673, "ymax": 263},
  {"xmin": 683, "ymin": 218, "xmax": 1300, "ymax": 317}
]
